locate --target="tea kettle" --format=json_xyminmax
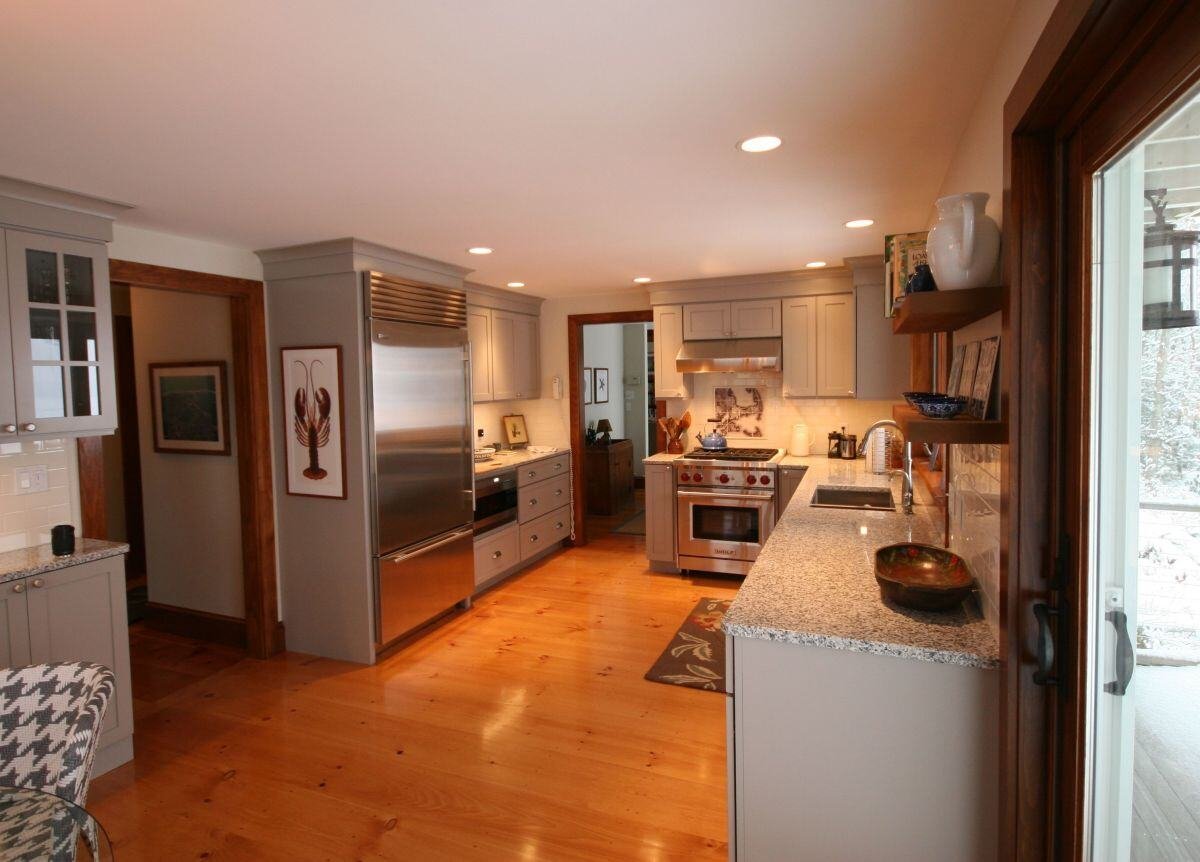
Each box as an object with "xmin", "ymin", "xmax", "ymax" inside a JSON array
[{"xmin": 695, "ymin": 420, "xmax": 728, "ymax": 450}]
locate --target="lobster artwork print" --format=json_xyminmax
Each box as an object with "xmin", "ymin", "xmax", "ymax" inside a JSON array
[{"xmin": 293, "ymin": 358, "xmax": 333, "ymax": 479}]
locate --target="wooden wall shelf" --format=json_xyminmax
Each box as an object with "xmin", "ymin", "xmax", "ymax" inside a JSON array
[
  {"xmin": 891, "ymin": 287, "xmax": 1002, "ymax": 334},
  {"xmin": 893, "ymin": 405, "xmax": 1007, "ymax": 445}
]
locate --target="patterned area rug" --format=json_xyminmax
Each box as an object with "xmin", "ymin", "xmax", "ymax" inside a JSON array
[{"xmin": 644, "ymin": 597, "xmax": 732, "ymax": 693}]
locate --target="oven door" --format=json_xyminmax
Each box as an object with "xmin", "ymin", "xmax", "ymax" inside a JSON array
[{"xmin": 676, "ymin": 488, "xmax": 775, "ymax": 567}]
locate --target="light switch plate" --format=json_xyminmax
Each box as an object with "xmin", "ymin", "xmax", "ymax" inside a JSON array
[{"xmin": 15, "ymin": 465, "xmax": 48, "ymax": 495}]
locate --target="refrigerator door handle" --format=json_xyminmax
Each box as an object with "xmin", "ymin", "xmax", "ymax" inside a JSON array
[{"xmin": 387, "ymin": 527, "xmax": 474, "ymax": 564}]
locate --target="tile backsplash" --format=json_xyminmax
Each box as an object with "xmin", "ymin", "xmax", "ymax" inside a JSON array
[
  {"xmin": 0, "ymin": 439, "xmax": 80, "ymax": 553},
  {"xmin": 473, "ymin": 398, "xmax": 570, "ymax": 449},
  {"xmin": 950, "ymin": 443, "xmax": 1001, "ymax": 635}
]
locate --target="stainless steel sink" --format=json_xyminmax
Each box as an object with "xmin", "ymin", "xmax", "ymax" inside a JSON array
[{"xmin": 809, "ymin": 485, "xmax": 896, "ymax": 511}]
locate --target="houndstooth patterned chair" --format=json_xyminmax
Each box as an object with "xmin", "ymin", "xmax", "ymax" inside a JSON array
[{"xmin": 0, "ymin": 662, "xmax": 115, "ymax": 807}]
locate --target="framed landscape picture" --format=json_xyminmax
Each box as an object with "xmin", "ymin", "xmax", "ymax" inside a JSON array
[
  {"xmin": 281, "ymin": 345, "xmax": 347, "ymax": 499},
  {"xmin": 149, "ymin": 361, "xmax": 230, "ymax": 455}
]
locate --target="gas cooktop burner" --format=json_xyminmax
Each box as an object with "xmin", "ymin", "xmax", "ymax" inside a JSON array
[{"xmin": 683, "ymin": 447, "xmax": 780, "ymax": 462}]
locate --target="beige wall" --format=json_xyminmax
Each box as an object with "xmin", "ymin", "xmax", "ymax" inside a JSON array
[
  {"xmin": 582, "ymin": 323, "xmax": 626, "ymax": 437},
  {"xmin": 132, "ymin": 287, "xmax": 244, "ymax": 618},
  {"xmin": 937, "ymin": 0, "xmax": 1057, "ymax": 635}
]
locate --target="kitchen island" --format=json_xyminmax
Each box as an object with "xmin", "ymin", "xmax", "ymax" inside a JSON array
[{"xmin": 723, "ymin": 456, "xmax": 998, "ymax": 861}]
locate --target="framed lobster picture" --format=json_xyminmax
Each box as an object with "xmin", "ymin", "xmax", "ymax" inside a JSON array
[{"xmin": 281, "ymin": 345, "xmax": 347, "ymax": 499}]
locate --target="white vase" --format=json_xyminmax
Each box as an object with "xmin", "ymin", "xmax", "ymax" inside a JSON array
[{"xmin": 927, "ymin": 192, "xmax": 1000, "ymax": 290}]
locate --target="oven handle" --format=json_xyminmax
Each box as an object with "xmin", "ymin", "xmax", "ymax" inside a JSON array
[{"xmin": 676, "ymin": 489, "xmax": 775, "ymax": 502}]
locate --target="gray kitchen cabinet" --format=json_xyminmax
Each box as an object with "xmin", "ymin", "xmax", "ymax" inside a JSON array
[
  {"xmin": 2, "ymin": 553, "xmax": 133, "ymax": 775},
  {"xmin": 4, "ymin": 229, "xmax": 117, "ymax": 436},
  {"xmin": 467, "ymin": 306, "xmax": 493, "ymax": 402},
  {"xmin": 652, "ymin": 305, "xmax": 689, "ymax": 398},
  {"xmin": 779, "ymin": 466, "xmax": 807, "ymax": 510},
  {"xmin": 854, "ymin": 283, "xmax": 911, "ymax": 399},
  {"xmin": 0, "ymin": 580, "xmax": 32, "ymax": 667},
  {"xmin": 644, "ymin": 461, "xmax": 676, "ymax": 566},
  {"xmin": 815, "ymin": 293, "xmax": 856, "ymax": 397},
  {"xmin": 483, "ymin": 309, "xmax": 540, "ymax": 402},
  {"xmin": 682, "ymin": 300, "xmax": 782, "ymax": 340},
  {"xmin": 781, "ymin": 296, "xmax": 817, "ymax": 398},
  {"xmin": 0, "ymin": 239, "xmax": 14, "ymax": 439}
]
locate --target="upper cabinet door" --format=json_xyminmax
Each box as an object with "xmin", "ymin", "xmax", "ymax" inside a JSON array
[
  {"xmin": 682, "ymin": 302, "xmax": 731, "ymax": 340},
  {"xmin": 782, "ymin": 297, "xmax": 817, "ymax": 398},
  {"xmin": 653, "ymin": 305, "xmax": 689, "ymax": 398},
  {"xmin": 490, "ymin": 310, "xmax": 518, "ymax": 401},
  {"xmin": 512, "ymin": 313, "xmax": 539, "ymax": 399},
  {"xmin": 0, "ymin": 238, "xmax": 15, "ymax": 439},
  {"xmin": 731, "ymin": 299, "xmax": 782, "ymax": 338},
  {"xmin": 6, "ymin": 230, "xmax": 117, "ymax": 435},
  {"xmin": 467, "ymin": 307, "xmax": 493, "ymax": 403},
  {"xmin": 816, "ymin": 293, "xmax": 856, "ymax": 398}
]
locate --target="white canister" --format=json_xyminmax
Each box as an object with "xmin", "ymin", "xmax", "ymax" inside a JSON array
[
  {"xmin": 788, "ymin": 422, "xmax": 812, "ymax": 456},
  {"xmin": 865, "ymin": 428, "xmax": 890, "ymax": 474},
  {"xmin": 927, "ymin": 192, "xmax": 1001, "ymax": 290}
]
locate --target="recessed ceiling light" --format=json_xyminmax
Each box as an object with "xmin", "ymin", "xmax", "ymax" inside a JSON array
[
  {"xmin": 737, "ymin": 135, "xmax": 782, "ymax": 153},
  {"xmin": 805, "ymin": 261, "xmax": 827, "ymax": 268},
  {"xmin": 633, "ymin": 276, "xmax": 652, "ymax": 284},
  {"xmin": 467, "ymin": 246, "xmax": 493, "ymax": 255},
  {"xmin": 844, "ymin": 219, "xmax": 874, "ymax": 229},
  {"xmin": 507, "ymin": 281, "xmax": 525, "ymax": 288}
]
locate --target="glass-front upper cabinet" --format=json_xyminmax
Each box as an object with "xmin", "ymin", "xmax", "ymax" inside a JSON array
[{"xmin": 4, "ymin": 229, "xmax": 116, "ymax": 436}]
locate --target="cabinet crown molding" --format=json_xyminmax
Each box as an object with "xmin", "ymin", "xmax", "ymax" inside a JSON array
[
  {"xmin": 0, "ymin": 176, "xmax": 132, "ymax": 243},
  {"xmin": 464, "ymin": 280, "xmax": 544, "ymax": 316},
  {"xmin": 256, "ymin": 237, "xmax": 472, "ymax": 285}
]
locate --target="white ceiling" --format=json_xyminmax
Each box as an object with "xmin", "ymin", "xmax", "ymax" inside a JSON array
[{"xmin": 1, "ymin": 1, "xmax": 1015, "ymax": 296}]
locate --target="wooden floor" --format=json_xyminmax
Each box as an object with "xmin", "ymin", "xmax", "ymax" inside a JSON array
[{"xmin": 90, "ymin": 532, "xmax": 738, "ymax": 860}]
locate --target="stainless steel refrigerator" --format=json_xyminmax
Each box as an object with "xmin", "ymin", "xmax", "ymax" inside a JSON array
[{"xmin": 366, "ymin": 272, "xmax": 474, "ymax": 648}]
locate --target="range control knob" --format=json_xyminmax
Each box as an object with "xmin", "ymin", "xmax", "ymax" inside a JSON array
[
  {"xmin": 747, "ymin": 475, "xmax": 757, "ymax": 484},
  {"xmin": 692, "ymin": 473, "xmax": 702, "ymax": 483},
  {"xmin": 679, "ymin": 472, "xmax": 690, "ymax": 482},
  {"xmin": 760, "ymin": 475, "xmax": 771, "ymax": 485},
  {"xmin": 718, "ymin": 474, "xmax": 730, "ymax": 484}
]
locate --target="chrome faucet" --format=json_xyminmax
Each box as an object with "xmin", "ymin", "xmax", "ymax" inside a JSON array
[{"xmin": 857, "ymin": 419, "xmax": 914, "ymax": 515}]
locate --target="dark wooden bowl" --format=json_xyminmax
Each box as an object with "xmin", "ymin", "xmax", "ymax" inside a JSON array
[{"xmin": 875, "ymin": 543, "xmax": 974, "ymax": 611}]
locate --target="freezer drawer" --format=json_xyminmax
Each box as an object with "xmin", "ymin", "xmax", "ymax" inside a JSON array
[{"xmin": 376, "ymin": 527, "xmax": 474, "ymax": 647}]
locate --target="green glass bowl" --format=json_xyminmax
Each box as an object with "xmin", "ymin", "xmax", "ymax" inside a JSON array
[{"xmin": 875, "ymin": 543, "xmax": 974, "ymax": 611}]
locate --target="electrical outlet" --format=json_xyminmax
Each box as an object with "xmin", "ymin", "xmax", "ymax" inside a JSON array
[{"xmin": 14, "ymin": 466, "xmax": 48, "ymax": 495}]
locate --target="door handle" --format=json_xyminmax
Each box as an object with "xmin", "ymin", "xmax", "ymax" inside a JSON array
[
  {"xmin": 1104, "ymin": 609, "xmax": 1134, "ymax": 695},
  {"xmin": 1032, "ymin": 602, "xmax": 1060, "ymax": 686}
]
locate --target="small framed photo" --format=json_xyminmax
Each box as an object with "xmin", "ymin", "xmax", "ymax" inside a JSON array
[
  {"xmin": 593, "ymin": 367, "xmax": 610, "ymax": 404},
  {"xmin": 957, "ymin": 341, "xmax": 981, "ymax": 400},
  {"xmin": 970, "ymin": 336, "xmax": 1001, "ymax": 419},
  {"xmin": 946, "ymin": 344, "xmax": 967, "ymax": 396},
  {"xmin": 282, "ymin": 346, "xmax": 347, "ymax": 499},
  {"xmin": 502, "ymin": 414, "xmax": 529, "ymax": 446},
  {"xmin": 149, "ymin": 361, "xmax": 231, "ymax": 455},
  {"xmin": 583, "ymin": 367, "xmax": 593, "ymax": 405}
]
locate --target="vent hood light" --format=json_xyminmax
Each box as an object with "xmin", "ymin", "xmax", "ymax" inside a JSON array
[{"xmin": 676, "ymin": 338, "xmax": 782, "ymax": 374}]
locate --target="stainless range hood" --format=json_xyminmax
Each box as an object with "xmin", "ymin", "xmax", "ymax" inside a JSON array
[{"xmin": 675, "ymin": 338, "xmax": 782, "ymax": 373}]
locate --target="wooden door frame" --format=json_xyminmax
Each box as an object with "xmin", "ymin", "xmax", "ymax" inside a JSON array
[
  {"xmin": 78, "ymin": 259, "xmax": 282, "ymax": 658},
  {"xmin": 1001, "ymin": 0, "xmax": 1200, "ymax": 856},
  {"xmin": 567, "ymin": 309, "xmax": 654, "ymax": 545}
]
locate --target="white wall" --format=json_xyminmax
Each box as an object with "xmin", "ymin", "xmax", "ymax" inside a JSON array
[
  {"xmin": 936, "ymin": 0, "xmax": 1057, "ymax": 635},
  {"xmin": 583, "ymin": 323, "xmax": 625, "ymax": 436},
  {"xmin": 132, "ymin": 287, "xmax": 245, "ymax": 618},
  {"xmin": 622, "ymin": 323, "xmax": 651, "ymax": 473}
]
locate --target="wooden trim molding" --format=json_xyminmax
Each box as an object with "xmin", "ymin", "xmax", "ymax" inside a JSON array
[
  {"xmin": 78, "ymin": 259, "xmax": 283, "ymax": 658},
  {"xmin": 566, "ymin": 310, "xmax": 654, "ymax": 545}
]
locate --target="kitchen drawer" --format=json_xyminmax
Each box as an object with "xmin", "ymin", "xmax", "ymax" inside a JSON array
[
  {"xmin": 519, "ymin": 472, "xmax": 570, "ymax": 523},
  {"xmin": 519, "ymin": 504, "xmax": 572, "ymax": 560},
  {"xmin": 473, "ymin": 523, "xmax": 519, "ymax": 586},
  {"xmin": 518, "ymin": 452, "xmax": 570, "ymax": 486}
]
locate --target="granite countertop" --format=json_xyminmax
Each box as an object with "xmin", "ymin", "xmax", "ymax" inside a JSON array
[
  {"xmin": 474, "ymin": 446, "xmax": 569, "ymax": 478},
  {"xmin": 722, "ymin": 456, "xmax": 999, "ymax": 670},
  {"xmin": 0, "ymin": 539, "xmax": 130, "ymax": 585}
]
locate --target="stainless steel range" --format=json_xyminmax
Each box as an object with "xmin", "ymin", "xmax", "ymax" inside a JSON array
[{"xmin": 675, "ymin": 447, "xmax": 783, "ymax": 575}]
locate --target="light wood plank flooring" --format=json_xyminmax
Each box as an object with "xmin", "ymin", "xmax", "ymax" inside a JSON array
[{"xmin": 89, "ymin": 532, "xmax": 738, "ymax": 860}]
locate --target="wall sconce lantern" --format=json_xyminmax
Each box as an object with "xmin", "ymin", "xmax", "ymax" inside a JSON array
[{"xmin": 1144, "ymin": 188, "xmax": 1200, "ymax": 329}]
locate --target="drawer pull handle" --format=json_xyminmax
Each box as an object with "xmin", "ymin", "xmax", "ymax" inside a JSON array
[
  {"xmin": 12, "ymin": 583, "xmax": 25, "ymax": 594},
  {"xmin": 492, "ymin": 550, "xmax": 503, "ymax": 560},
  {"xmin": 529, "ymin": 534, "xmax": 538, "ymax": 542},
  {"xmin": 555, "ymin": 489, "xmax": 563, "ymax": 496},
  {"xmin": 1, "ymin": 424, "xmax": 14, "ymax": 434},
  {"xmin": 31, "ymin": 578, "xmax": 44, "ymax": 589},
  {"xmin": 529, "ymin": 498, "xmax": 538, "ymax": 506},
  {"xmin": 21, "ymin": 423, "xmax": 36, "ymax": 432},
  {"xmin": 528, "ymin": 471, "xmax": 536, "ymax": 478},
  {"xmin": 555, "ymin": 522, "xmax": 564, "ymax": 530}
]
